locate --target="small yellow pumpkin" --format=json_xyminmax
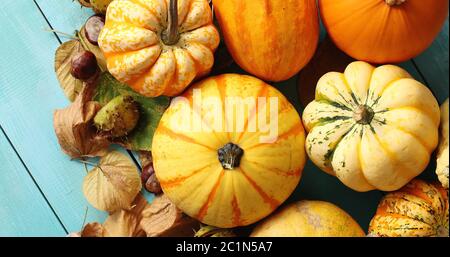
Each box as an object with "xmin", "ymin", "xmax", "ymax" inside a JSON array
[
  {"xmin": 369, "ymin": 179, "xmax": 449, "ymax": 237},
  {"xmin": 302, "ymin": 61, "xmax": 440, "ymax": 192},
  {"xmin": 251, "ymin": 201, "xmax": 365, "ymax": 237},
  {"xmin": 152, "ymin": 74, "xmax": 306, "ymax": 228},
  {"xmin": 98, "ymin": 0, "xmax": 220, "ymax": 97},
  {"xmin": 437, "ymin": 99, "xmax": 449, "ymax": 189}
]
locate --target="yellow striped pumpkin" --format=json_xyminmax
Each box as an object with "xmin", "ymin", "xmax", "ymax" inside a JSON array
[
  {"xmin": 98, "ymin": 0, "xmax": 220, "ymax": 97},
  {"xmin": 213, "ymin": 0, "xmax": 319, "ymax": 82},
  {"xmin": 302, "ymin": 61, "xmax": 440, "ymax": 192},
  {"xmin": 369, "ymin": 179, "xmax": 449, "ymax": 237},
  {"xmin": 152, "ymin": 74, "xmax": 306, "ymax": 228}
]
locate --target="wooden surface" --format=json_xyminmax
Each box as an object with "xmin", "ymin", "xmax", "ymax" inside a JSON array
[{"xmin": 0, "ymin": 0, "xmax": 448, "ymax": 236}]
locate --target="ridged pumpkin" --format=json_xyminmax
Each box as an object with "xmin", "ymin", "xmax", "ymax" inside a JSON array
[
  {"xmin": 152, "ymin": 74, "xmax": 306, "ymax": 228},
  {"xmin": 212, "ymin": 0, "xmax": 319, "ymax": 82},
  {"xmin": 302, "ymin": 61, "xmax": 440, "ymax": 192},
  {"xmin": 98, "ymin": 0, "xmax": 220, "ymax": 97},
  {"xmin": 251, "ymin": 201, "xmax": 365, "ymax": 237},
  {"xmin": 319, "ymin": 0, "xmax": 449, "ymax": 63},
  {"xmin": 369, "ymin": 179, "xmax": 449, "ymax": 237},
  {"xmin": 437, "ymin": 99, "xmax": 449, "ymax": 189}
]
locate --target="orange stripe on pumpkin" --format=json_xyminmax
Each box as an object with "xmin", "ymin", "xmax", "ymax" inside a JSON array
[
  {"xmin": 236, "ymin": 84, "xmax": 269, "ymax": 143},
  {"xmin": 231, "ymin": 194, "xmax": 242, "ymax": 227},
  {"xmin": 238, "ymin": 167, "xmax": 280, "ymax": 209},
  {"xmin": 196, "ymin": 170, "xmax": 225, "ymax": 221},
  {"xmin": 215, "ymin": 75, "xmax": 232, "ymax": 141},
  {"xmin": 245, "ymin": 160, "xmax": 301, "ymax": 177},
  {"xmin": 159, "ymin": 163, "xmax": 213, "ymax": 189},
  {"xmin": 157, "ymin": 125, "xmax": 215, "ymax": 151},
  {"xmin": 245, "ymin": 121, "xmax": 304, "ymax": 150}
]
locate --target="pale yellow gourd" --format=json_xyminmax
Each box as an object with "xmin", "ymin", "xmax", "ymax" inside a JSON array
[
  {"xmin": 251, "ymin": 201, "xmax": 365, "ymax": 237},
  {"xmin": 303, "ymin": 61, "xmax": 440, "ymax": 192},
  {"xmin": 437, "ymin": 99, "xmax": 449, "ymax": 189}
]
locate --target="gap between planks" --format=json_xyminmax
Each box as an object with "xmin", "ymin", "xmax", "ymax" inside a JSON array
[{"xmin": 32, "ymin": 0, "xmax": 143, "ymax": 171}]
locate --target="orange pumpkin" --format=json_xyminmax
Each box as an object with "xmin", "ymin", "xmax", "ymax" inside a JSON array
[
  {"xmin": 152, "ymin": 74, "xmax": 306, "ymax": 228},
  {"xmin": 98, "ymin": 0, "xmax": 220, "ymax": 97},
  {"xmin": 319, "ymin": 0, "xmax": 449, "ymax": 64},
  {"xmin": 213, "ymin": 0, "xmax": 319, "ymax": 82},
  {"xmin": 369, "ymin": 179, "xmax": 449, "ymax": 237}
]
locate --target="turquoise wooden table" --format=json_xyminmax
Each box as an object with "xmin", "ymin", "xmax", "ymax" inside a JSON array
[{"xmin": 0, "ymin": 0, "xmax": 448, "ymax": 236}]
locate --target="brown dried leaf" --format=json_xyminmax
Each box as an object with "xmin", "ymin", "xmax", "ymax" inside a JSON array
[
  {"xmin": 80, "ymin": 222, "xmax": 105, "ymax": 237},
  {"xmin": 54, "ymin": 40, "xmax": 85, "ymax": 102},
  {"xmin": 53, "ymin": 83, "xmax": 110, "ymax": 159},
  {"xmin": 82, "ymin": 151, "xmax": 142, "ymax": 212},
  {"xmin": 140, "ymin": 194, "xmax": 199, "ymax": 237}
]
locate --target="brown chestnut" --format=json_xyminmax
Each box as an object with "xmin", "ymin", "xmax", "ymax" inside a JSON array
[
  {"xmin": 70, "ymin": 50, "xmax": 98, "ymax": 81},
  {"xmin": 84, "ymin": 15, "xmax": 105, "ymax": 45}
]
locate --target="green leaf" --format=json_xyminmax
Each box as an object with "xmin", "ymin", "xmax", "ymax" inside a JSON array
[{"xmin": 94, "ymin": 72, "xmax": 170, "ymax": 151}]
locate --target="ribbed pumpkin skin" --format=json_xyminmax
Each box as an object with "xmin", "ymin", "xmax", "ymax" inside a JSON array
[
  {"xmin": 152, "ymin": 74, "xmax": 306, "ymax": 228},
  {"xmin": 369, "ymin": 179, "xmax": 449, "ymax": 237},
  {"xmin": 302, "ymin": 61, "xmax": 440, "ymax": 192},
  {"xmin": 213, "ymin": 0, "xmax": 319, "ymax": 82},
  {"xmin": 98, "ymin": 0, "xmax": 220, "ymax": 97},
  {"xmin": 319, "ymin": 0, "xmax": 449, "ymax": 64},
  {"xmin": 251, "ymin": 201, "xmax": 365, "ymax": 237}
]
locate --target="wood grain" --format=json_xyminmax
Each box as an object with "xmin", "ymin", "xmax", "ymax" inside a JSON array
[
  {"xmin": 0, "ymin": 131, "xmax": 66, "ymax": 236},
  {"xmin": 0, "ymin": 0, "xmax": 107, "ymax": 233}
]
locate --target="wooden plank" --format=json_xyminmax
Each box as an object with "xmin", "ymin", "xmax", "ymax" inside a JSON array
[
  {"xmin": 413, "ymin": 19, "xmax": 449, "ymax": 104},
  {"xmin": 35, "ymin": 0, "xmax": 94, "ymax": 43},
  {"xmin": 0, "ymin": 129, "xmax": 66, "ymax": 236},
  {"xmin": 0, "ymin": 0, "xmax": 107, "ymax": 233}
]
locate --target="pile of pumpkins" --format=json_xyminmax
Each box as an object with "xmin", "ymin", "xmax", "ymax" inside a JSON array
[{"xmin": 86, "ymin": 0, "xmax": 449, "ymax": 236}]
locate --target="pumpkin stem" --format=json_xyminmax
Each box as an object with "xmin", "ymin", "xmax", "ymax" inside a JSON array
[
  {"xmin": 353, "ymin": 105, "xmax": 374, "ymax": 125},
  {"xmin": 218, "ymin": 143, "xmax": 244, "ymax": 170},
  {"xmin": 385, "ymin": 0, "xmax": 406, "ymax": 6},
  {"xmin": 162, "ymin": 0, "xmax": 179, "ymax": 45}
]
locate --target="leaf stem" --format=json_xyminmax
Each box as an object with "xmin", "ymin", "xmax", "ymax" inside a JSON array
[
  {"xmin": 80, "ymin": 206, "xmax": 89, "ymax": 232},
  {"xmin": 45, "ymin": 28, "xmax": 78, "ymax": 40}
]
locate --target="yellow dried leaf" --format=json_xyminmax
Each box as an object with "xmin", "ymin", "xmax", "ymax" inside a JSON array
[
  {"xmin": 53, "ymin": 84, "xmax": 110, "ymax": 159},
  {"xmin": 54, "ymin": 40, "xmax": 85, "ymax": 102},
  {"xmin": 82, "ymin": 151, "xmax": 142, "ymax": 212},
  {"xmin": 103, "ymin": 194, "xmax": 148, "ymax": 237}
]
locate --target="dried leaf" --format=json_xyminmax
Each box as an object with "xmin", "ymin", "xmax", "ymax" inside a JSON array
[
  {"xmin": 102, "ymin": 194, "xmax": 148, "ymax": 237},
  {"xmin": 54, "ymin": 40, "xmax": 85, "ymax": 102},
  {"xmin": 140, "ymin": 194, "xmax": 199, "ymax": 237},
  {"xmin": 78, "ymin": 27, "xmax": 107, "ymax": 72},
  {"xmin": 82, "ymin": 150, "xmax": 142, "ymax": 212},
  {"xmin": 53, "ymin": 83, "xmax": 110, "ymax": 159},
  {"xmin": 138, "ymin": 151, "xmax": 152, "ymax": 168},
  {"xmin": 94, "ymin": 73, "xmax": 170, "ymax": 151},
  {"xmin": 81, "ymin": 222, "xmax": 105, "ymax": 237}
]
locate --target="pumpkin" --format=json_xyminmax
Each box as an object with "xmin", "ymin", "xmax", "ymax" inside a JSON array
[
  {"xmin": 437, "ymin": 99, "xmax": 449, "ymax": 189},
  {"xmin": 251, "ymin": 200, "xmax": 365, "ymax": 237},
  {"xmin": 152, "ymin": 74, "xmax": 306, "ymax": 228},
  {"xmin": 369, "ymin": 179, "xmax": 449, "ymax": 237},
  {"xmin": 212, "ymin": 0, "xmax": 319, "ymax": 82},
  {"xmin": 98, "ymin": 0, "xmax": 220, "ymax": 97},
  {"xmin": 319, "ymin": 0, "xmax": 449, "ymax": 64},
  {"xmin": 302, "ymin": 61, "xmax": 440, "ymax": 192}
]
